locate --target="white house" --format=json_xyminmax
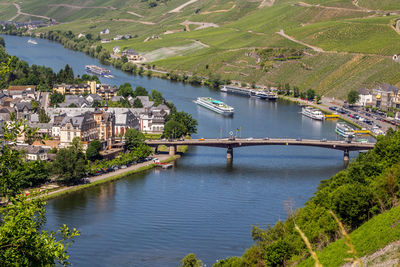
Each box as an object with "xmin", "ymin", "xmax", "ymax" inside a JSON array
[
  {"xmin": 357, "ymin": 88, "xmax": 373, "ymax": 107},
  {"xmin": 100, "ymin": 28, "xmax": 110, "ymax": 35},
  {"xmin": 113, "ymin": 46, "xmax": 121, "ymax": 54}
]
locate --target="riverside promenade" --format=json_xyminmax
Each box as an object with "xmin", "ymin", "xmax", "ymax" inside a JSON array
[{"xmin": 42, "ymin": 154, "xmax": 175, "ymax": 199}]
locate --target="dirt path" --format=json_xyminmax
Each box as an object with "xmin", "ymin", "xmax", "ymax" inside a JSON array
[
  {"xmin": 259, "ymin": 0, "xmax": 275, "ymax": 8},
  {"xmin": 277, "ymin": 29, "xmax": 324, "ymax": 52},
  {"xmin": 127, "ymin": 11, "xmax": 144, "ymax": 18},
  {"xmin": 115, "ymin": 18, "xmax": 155, "ymax": 25},
  {"xmin": 180, "ymin": 20, "xmax": 219, "ymax": 31},
  {"xmin": 295, "ymin": 1, "xmax": 371, "ymax": 13},
  {"xmin": 168, "ymin": 0, "xmax": 198, "ymax": 13},
  {"xmin": 48, "ymin": 4, "xmax": 116, "ymax": 10},
  {"xmin": 12, "ymin": 3, "xmax": 54, "ymax": 21},
  {"xmin": 342, "ymin": 240, "xmax": 400, "ymax": 267},
  {"xmin": 44, "ymin": 154, "xmax": 173, "ymax": 198},
  {"xmin": 200, "ymin": 4, "xmax": 236, "ymax": 14}
]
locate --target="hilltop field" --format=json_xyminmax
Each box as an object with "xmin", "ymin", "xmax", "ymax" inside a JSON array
[{"xmin": 2, "ymin": 0, "xmax": 400, "ymax": 97}]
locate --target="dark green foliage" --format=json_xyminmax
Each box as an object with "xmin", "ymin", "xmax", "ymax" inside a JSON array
[
  {"xmin": 133, "ymin": 98, "xmax": 143, "ymax": 108},
  {"xmin": 264, "ymin": 240, "xmax": 292, "ymax": 266},
  {"xmin": 86, "ymin": 140, "xmax": 102, "ymax": 161},
  {"xmin": 347, "ymin": 90, "xmax": 360, "ymax": 105},
  {"xmin": 134, "ymin": 86, "xmax": 148, "ymax": 96},
  {"xmin": 166, "ymin": 111, "xmax": 198, "ymax": 135},
  {"xmin": 125, "ymin": 128, "xmax": 145, "ymax": 151},
  {"xmin": 163, "ymin": 120, "xmax": 186, "ymax": 139},
  {"xmin": 52, "ymin": 138, "xmax": 87, "ymax": 185},
  {"xmin": 118, "ymin": 83, "xmax": 134, "ymax": 97},
  {"xmin": 306, "ymin": 88, "xmax": 316, "ymax": 100},
  {"xmin": 0, "ymin": 194, "xmax": 80, "ymax": 266},
  {"xmin": 0, "ymin": 36, "xmax": 5, "ymax": 48},
  {"xmin": 180, "ymin": 253, "xmax": 203, "ymax": 267},
  {"xmin": 151, "ymin": 89, "xmax": 164, "ymax": 106},
  {"xmin": 49, "ymin": 92, "xmax": 65, "ymax": 106},
  {"xmin": 92, "ymin": 99, "xmax": 102, "ymax": 108}
]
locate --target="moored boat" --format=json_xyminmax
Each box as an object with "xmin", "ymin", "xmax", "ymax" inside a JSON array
[
  {"xmin": 194, "ymin": 97, "xmax": 234, "ymax": 116},
  {"xmin": 301, "ymin": 106, "xmax": 324, "ymax": 120},
  {"xmin": 85, "ymin": 65, "xmax": 111, "ymax": 76},
  {"xmin": 266, "ymin": 91, "xmax": 278, "ymax": 101},
  {"xmin": 335, "ymin": 122, "xmax": 355, "ymax": 138}
]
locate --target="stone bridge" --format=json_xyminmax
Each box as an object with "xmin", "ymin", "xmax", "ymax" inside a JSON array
[{"xmin": 145, "ymin": 138, "xmax": 375, "ymax": 162}]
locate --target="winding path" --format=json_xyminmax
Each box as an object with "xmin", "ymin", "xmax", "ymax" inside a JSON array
[
  {"xmin": 11, "ymin": 3, "xmax": 54, "ymax": 21},
  {"xmin": 277, "ymin": 29, "xmax": 324, "ymax": 52},
  {"xmin": 295, "ymin": 1, "xmax": 371, "ymax": 13},
  {"xmin": 168, "ymin": 0, "xmax": 198, "ymax": 13},
  {"xmin": 48, "ymin": 4, "xmax": 116, "ymax": 10}
]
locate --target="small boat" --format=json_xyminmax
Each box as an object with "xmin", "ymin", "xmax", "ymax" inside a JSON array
[
  {"xmin": 194, "ymin": 97, "xmax": 234, "ymax": 116},
  {"xmin": 266, "ymin": 92, "xmax": 278, "ymax": 101},
  {"xmin": 301, "ymin": 106, "xmax": 324, "ymax": 120},
  {"xmin": 335, "ymin": 122, "xmax": 355, "ymax": 138},
  {"xmin": 27, "ymin": 39, "xmax": 38, "ymax": 45},
  {"xmin": 255, "ymin": 91, "xmax": 268, "ymax": 99}
]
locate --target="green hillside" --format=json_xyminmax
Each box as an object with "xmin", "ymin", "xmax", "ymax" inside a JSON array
[
  {"xmin": 2, "ymin": 0, "xmax": 400, "ymax": 98},
  {"xmin": 298, "ymin": 204, "xmax": 400, "ymax": 266}
]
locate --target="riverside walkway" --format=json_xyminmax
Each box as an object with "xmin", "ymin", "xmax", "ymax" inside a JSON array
[{"xmin": 146, "ymin": 138, "xmax": 375, "ymax": 161}]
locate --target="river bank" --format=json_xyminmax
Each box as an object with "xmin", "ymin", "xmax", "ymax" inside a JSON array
[{"xmin": 41, "ymin": 154, "xmax": 180, "ymax": 201}]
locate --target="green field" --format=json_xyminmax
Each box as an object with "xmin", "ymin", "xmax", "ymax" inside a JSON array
[{"xmin": 2, "ymin": 0, "xmax": 400, "ymax": 98}]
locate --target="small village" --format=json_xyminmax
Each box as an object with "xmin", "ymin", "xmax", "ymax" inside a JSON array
[{"xmin": 0, "ymin": 81, "xmax": 170, "ymax": 162}]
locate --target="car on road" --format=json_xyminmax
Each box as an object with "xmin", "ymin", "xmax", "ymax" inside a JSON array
[
  {"xmin": 296, "ymin": 137, "xmax": 302, "ymax": 141},
  {"xmin": 329, "ymin": 106, "xmax": 337, "ymax": 111},
  {"xmin": 263, "ymin": 137, "xmax": 270, "ymax": 140},
  {"xmin": 199, "ymin": 138, "xmax": 205, "ymax": 141},
  {"xmin": 320, "ymin": 138, "xmax": 327, "ymax": 142},
  {"xmin": 246, "ymin": 137, "xmax": 254, "ymax": 140}
]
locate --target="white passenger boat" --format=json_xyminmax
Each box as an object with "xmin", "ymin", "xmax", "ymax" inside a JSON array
[
  {"xmin": 27, "ymin": 39, "xmax": 38, "ymax": 45},
  {"xmin": 266, "ymin": 91, "xmax": 278, "ymax": 101},
  {"xmin": 301, "ymin": 106, "xmax": 324, "ymax": 120},
  {"xmin": 85, "ymin": 65, "xmax": 111, "ymax": 76},
  {"xmin": 194, "ymin": 97, "xmax": 234, "ymax": 116},
  {"xmin": 335, "ymin": 122, "xmax": 355, "ymax": 138},
  {"xmin": 255, "ymin": 91, "xmax": 269, "ymax": 99}
]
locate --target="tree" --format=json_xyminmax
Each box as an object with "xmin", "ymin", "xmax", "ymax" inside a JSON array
[
  {"xmin": 134, "ymin": 86, "xmax": 148, "ymax": 96},
  {"xmin": 151, "ymin": 89, "xmax": 164, "ymax": 106},
  {"xmin": 133, "ymin": 98, "xmax": 143, "ymax": 108},
  {"xmin": 52, "ymin": 137, "xmax": 87, "ymax": 185},
  {"xmin": 86, "ymin": 140, "xmax": 102, "ymax": 161},
  {"xmin": 180, "ymin": 253, "xmax": 203, "ymax": 267},
  {"xmin": 117, "ymin": 83, "xmax": 134, "ymax": 97},
  {"xmin": 347, "ymin": 90, "xmax": 360, "ymax": 105},
  {"xmin": 50, "ymin": 92, "xmax": 65, "ymax": 106},
  {"xmin": 92, "ymin": 99, "xmax": 102, "ymax": 108},
  {"xmin": 31, "ymin": 100, "xmax": 39, "ymax": 112},
  {"xmin": 0, "ymin": 194, "xmax": 80, "ymax": 266},
  {"xmin": 167, "ymin": 111, "xmax": 198, "ymax": 135},
  {"xmin": 38, "ymin": 108, "xmax": 50, "ymax": 123},
  {"xmin": 306, "ymin": 88, "xmax": 316, "ymax": 101},
  {"xmin": 131, "ymin": 143, "xmax": 152, "ymax": 159},
  {"xmin": 163, "ymin": 120, "xmax": 186, "ymax": 139},
  {"xmin": 125, "ymin": 128, "xmax": 145, "ymax": 151}
]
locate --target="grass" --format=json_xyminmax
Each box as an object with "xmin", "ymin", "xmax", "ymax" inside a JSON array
[
  {"xmin": 0, "ymin": 3, "xmax": 17, "ymax": 21},
  {"xmin": 358, "ymin": 0, "xmax": 400, "ymax": 11},
  {"xmin": 298, "ymin": 204, "xmax": 400, "ymax": 266}
]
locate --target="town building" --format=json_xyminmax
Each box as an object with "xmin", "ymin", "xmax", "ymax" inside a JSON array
[
  {"xmin": 372, "ymin": 84, "xmax": 400, "ymax": 110},
  {"xmin": 53, "ymin": 81, "xmax": 117, "ymax": 100},
  {"xmin": 122, "ymin": 49, "xmax": 140, "ymax": 61},
  {"xmin": 357, "ymin": 88, "xmax": 373, "ymax": 107},
  {"xmin": 16, "ymin": 144, "xmax": 49, "ymax": 161},
  {"xmin": 93, "ymin": 109, "xmax": 115, "ymax": 149},
  {"xmin": 59, "ymin": 112, "xmax": 99, "ymax": 148}
]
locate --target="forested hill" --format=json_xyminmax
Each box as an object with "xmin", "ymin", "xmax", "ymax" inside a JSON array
[{"xmin": 2, "ymin": 0, "xmax": 400, "ymax": 97}]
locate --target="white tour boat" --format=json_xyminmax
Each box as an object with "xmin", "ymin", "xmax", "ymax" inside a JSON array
[
  {"xmin": 301, "ymin": 106, "xmax": 324, "ymax": 120},
  {"xmin": 194, "ymin": 97, "xmax": 234, "ymax": 116}
]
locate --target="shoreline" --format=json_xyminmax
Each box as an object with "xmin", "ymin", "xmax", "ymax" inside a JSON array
[{"xmin": 41, "ymin": 154, "xmax": 180, "ymax": 201}]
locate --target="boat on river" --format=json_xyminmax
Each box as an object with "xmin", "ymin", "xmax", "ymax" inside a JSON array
[
  {"xmin": 27, "ymin": 39, "xmax": 38, "ymax": 45},
  {"xmin": 335, "ymin": 122, "xmax": 355, "ymax": 138},
  {"xmin": 301, "ymin": 106, "xmax": 324, "ymax": 120},
  {"xmin": 85, "ymin": 65, "xmax": 111, "ymax": 76},
  {"xmin": 221, "ymin": 85, "xmax": 255, "ymax": 97},
  {"xmin": 194, "ymin": 97, "xmax": 234, "ymax": 116}
]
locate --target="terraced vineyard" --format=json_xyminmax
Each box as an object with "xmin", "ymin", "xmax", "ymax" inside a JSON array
[{"xmin": 2, "ymin": 0, "xmax": 400, "ymax": 97}]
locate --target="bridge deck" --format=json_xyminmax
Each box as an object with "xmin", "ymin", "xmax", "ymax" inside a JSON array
[{"xmin": 145, "ymin": 138, "xmax": 375, "ymax": 151}]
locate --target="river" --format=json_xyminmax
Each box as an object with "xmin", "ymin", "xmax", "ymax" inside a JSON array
[{"xmin": 3, "ymin": 35, "xmax": 352, "ymax": 266}]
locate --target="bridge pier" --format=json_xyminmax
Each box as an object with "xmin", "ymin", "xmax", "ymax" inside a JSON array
[
  {"xmin": 227, "ymin": 147, "xmax": 233, "ymax": 160},
  {"xmin": 344, "ymin": 149, "xmax": 350, "ymax": 162},
  {"xmin": 169, "ymin": 145, "xmax": 176, "ymax": 156}
]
